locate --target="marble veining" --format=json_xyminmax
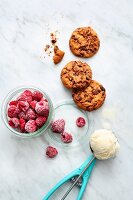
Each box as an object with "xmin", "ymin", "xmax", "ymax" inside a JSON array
[{"xmin": 0, "ymin": 0, "xmax": 133, "ymax": 199}]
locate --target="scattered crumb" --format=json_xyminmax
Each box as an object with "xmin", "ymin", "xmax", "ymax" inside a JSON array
[
  {"xmin": 50, "ymin": 33, "xmax": 57, "ymax": 45},
  {"xmin": 53, "ymin": 45, "xmax": 65, "ymax": 64},
  {"xmin": 44, "ymin": 44, "xmax": 52, "ymax": 56},
  {"xmin": 43, "ymin": 31, "xmax": 65, "ymax": 63},
  {"xmin": 44, "ymin": 45, "xmax": 50, "ymax": 52}
]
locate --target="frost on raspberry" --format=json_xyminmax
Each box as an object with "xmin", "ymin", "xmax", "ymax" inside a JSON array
[
  {"xmin": 25, "ymin": 120, "xmax": 37, "ymax": 133},
  {"xmin": 23, "ymin": 90, "xmax": 33, "ymax": 96},
  {"xmin": 20, "ymin": 118, "xmax": 26, "ymax": 132},
  {"xmin": 51, "ymin": 119, "xmax": 65, "ymax": 133},
  {"xmin": 30, "ymin": 100, "xmax": 37, "ymax": 109},
  {"xmin": 19, "ymin": 111, "xmax": 26, "ymax": 120},
  {"xmin": 46, "ymin": 146, "xmax": 58, "ymax": 158},
  {"xmin": 32, "ymin": 90, "xmax": 43, "ymax": 101},
  {"xmin": 9, "ymin": 100, "xmax": 18, "ymax": 106},
  {"xmin": 26, "ymin": 108, "xmax": 36, "ymax": 120},
  {"xmin": 76, "ymin": 117, "xmax": 86, "ymax": 127},
  {"xmin": 18, "ymin": 101, "xmax": 29, "ymax": 112},
  {"xmin": 8, "ymin": 105, "xmax": 20, "ymax": 118},
  {"xmin": 17, "ymin": 92, "xmax": 32, "ymax": 103},
  {"xmin": 8, "ymin": 118, "xmax": 20, "ymax": 128},
  {"xmin": 61, "ymin": 132, "xmax": 73, "ymax": 143},
  {"xmin": 40, "ymin": 98, "xmax": 48, "ymax": 102},
  {"xmin": 36, "ymin": 116, "xmax": 47, "ymax": 127},
  {"xmin": 35, "ymin": 101, "xmax": 49, "ymax": 116}
]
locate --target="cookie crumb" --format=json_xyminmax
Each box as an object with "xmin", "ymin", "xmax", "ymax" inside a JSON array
[
  {"xmin": 44, "ymin": 45, "xmax": 52, "ymax": 56},
  {"xmin": 44, "ymin": 45, "xmax": 50, "ymax": 52},
  {"xmin": 53, "ymin": 45, "xmax": 65, "ymax": 64},
  {"xmin": 50, "ymin": 33, "xmax": 57, "ymax": 45}
]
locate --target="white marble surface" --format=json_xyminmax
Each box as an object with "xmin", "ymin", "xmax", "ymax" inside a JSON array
[{"xmin": 0, "ymin": 0, "xmax": 133, "ymax": 199}]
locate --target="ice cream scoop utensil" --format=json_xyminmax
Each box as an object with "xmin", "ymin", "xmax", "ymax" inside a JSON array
[{"xmin": 42, "ymin": 155, "xmax": 96, "ymax": 200}]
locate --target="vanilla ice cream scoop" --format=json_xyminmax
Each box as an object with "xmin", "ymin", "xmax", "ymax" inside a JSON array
[{"xmin": 90, "ymin": 129, "xmax": 120, "ymax": 160}]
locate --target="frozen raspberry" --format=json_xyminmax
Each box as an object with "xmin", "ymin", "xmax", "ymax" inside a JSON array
[
  {"xmin": 61, "ymin": 132, "xmax": 73, "ymax": 143},
  {"xmin": 9, "ymin": 100, "xmax": 18, "ymax": 106},
  {"xmin": 18, "ymin": 101, "xmax": 29, "ymax": 112},
  {"xmin": 40, "ymin": 98, "xmax": 48, "ymax": 102},
  {"xmin": 46, "ymin": 146, "xmax": 58, "ymax": 158},
  {"xmin": 36, "ymin": 116, "xmax": 47, "ymax": 127},
  {"xmin": 8, "ymin": 105, "xmax": 20, "ymax": 118},
  {"xmin": 8, "ymin": 120, "xmax": 15, "ymax": 128},
  {"xmin": 76, "ymin": 117, "xmax": 86, "ymax": 127},
  {"xmin": 35, "ymin": 101, "xmax": 49, "ymax": 116},
  {"xmin": 30, "ymin": 100, "xmax": 37, "ymax": 109},
  {"xmin": 23, "ymin": 90, "xmax": 33, "ymax": 96},
  {"xmin": 32, "ymin": 91, "xmax": 43, "ymax": 101},
  {"xmin": 8, "ymin": 118, "xmax": 20, "ymax": 128},
  {"xmin": 19, "ymin": 111, "xmax": 26, "ymax": 120},
  {"xmin": 26, "ymin": 108, "xmax": 36, "ymax": 120},
  {"xmin": 20, "ymin": 118, "xmax": 26, "ymax": 132},
  {"xmin": 17, "ymin": 94, "xmax": 32, "ymax": 103},
  {"xmin": 51, "ymin": 119, "xmax": 65, "ymax": 133},
  {"xmin": 25, "ymin": 120, "xmax": 37, "ymax": 133}
]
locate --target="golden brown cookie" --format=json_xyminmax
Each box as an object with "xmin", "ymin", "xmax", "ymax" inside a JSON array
[
  {"xmin": 69, "ymin": 27, "xmax": 100, "ymax": 58},
  {"xmin": 72, "ymin": 80, "xmax": 106, "ymax": 111},
  {"xmin": 61, "ymin": 61, "xmax": 92, "ymax": 89}
]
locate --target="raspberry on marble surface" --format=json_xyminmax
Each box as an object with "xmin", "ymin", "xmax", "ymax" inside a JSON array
[
  {"xmin": 51, "ymin": 119, "xmax": 65, "ymax": 133},
  {"xmin": 46, "ymin": 146, "xmax": 58, "ymax": 158},
  {"xmin": 76, "ymin": 117, "xmax": 86, "ymax": 127},
  {"xmin": 36, "ymin": 116, "xmax": 47, "ymax": 127},
  {"xmin": 18, "ymin": 101, "xmax": 29, "ymax": 112},
  {"xmin": 61, "ymin": 132, "xmax": 73, "ymax": 143},
  {"xmin": 25, "ymin": 120, "xmax": 37, "ymax": 133},
  {"xmin": 35, "ymin": 101, "xmax": 49, "ymax": 116},
  {"xmin": 26, "ymin": 108, "xmax": 36, "ymax": 120}
]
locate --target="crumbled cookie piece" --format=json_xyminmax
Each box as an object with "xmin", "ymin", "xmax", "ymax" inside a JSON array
[
  {"xmin": 44, "ymin": 44, "xmax": 52, "ymax": 56},
  {"xmin": 53, "ymin": 46, "xmax": 65, "ymax": 64}
]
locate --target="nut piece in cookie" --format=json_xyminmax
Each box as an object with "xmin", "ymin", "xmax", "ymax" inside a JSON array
[
  {"xmin": 61, "ymin": 61, "xmax": 92, "ymax": 89},
  {"xmin": 69, "ymin": 27, "xmax": 100, "ymax": 58},
  {"xmin": 53, "ymin": 45, "xmax": 65, "ymax": 64},
  {"xmin": 72, "ymin": 80, "xmax": 106, "ymax": 111}
]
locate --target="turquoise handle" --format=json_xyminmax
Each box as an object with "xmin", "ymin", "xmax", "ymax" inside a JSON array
[
  {"xmin": 42, "ymin": 155, "xmax": 96, "ymax": 200},
  {"xmin": 77, "ymin": 156, "xmax": 96, "ymax": 200},
  {"xmin": 42, "ymin": 169, "xmax": 79, "ymax": 200}
]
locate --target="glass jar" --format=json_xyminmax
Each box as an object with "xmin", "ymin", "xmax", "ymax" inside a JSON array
[{"xmin": 2, "ymin": 86, "xmax": 53, "ymax": 138}]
